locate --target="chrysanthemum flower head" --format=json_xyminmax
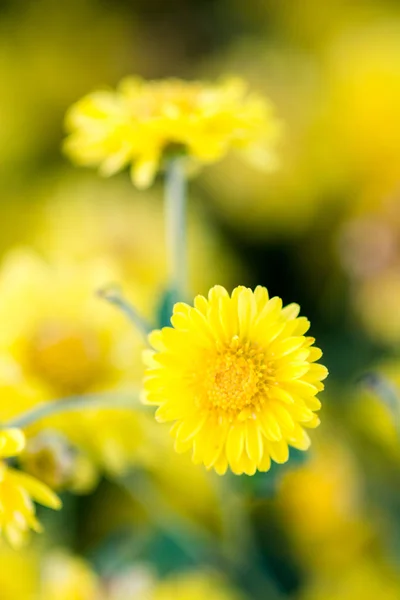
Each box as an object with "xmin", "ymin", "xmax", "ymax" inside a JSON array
[
  {"xmin": 0, "ymin": 428, "xmax": 61, "ymax": 546},
  {"xmin": 64, "ymin": 76, "xmax": 280, "ymax": 188},
  {"xmin": 143, "ymin": 286, "xmax": 327, "ymax": 475}
]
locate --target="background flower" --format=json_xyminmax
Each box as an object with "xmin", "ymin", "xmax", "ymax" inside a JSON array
[
  {"xmin": 64, "ymin": 77, "xmax": 280, "ymax": 188},
  {"xmin": 0, "ymin": 429, "xmax": 61, "ymax": 546}
]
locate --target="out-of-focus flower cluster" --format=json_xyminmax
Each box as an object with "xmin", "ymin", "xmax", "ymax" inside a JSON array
[{"xmin": 0, "ymin": 546, "xmax": 245, "ymax": 600}]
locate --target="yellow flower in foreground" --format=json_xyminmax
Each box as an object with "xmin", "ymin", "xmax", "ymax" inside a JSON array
[
  {"xmin": 144, "ymin": 286, "xmax": 327, "ymax": 475},
  {"xmin": 0, "ymin": 429, "xmax": 61, "ymax": 546},
  {"xmin": 64, "ymin": 76, "xmax": 280, "ymax": 188}
]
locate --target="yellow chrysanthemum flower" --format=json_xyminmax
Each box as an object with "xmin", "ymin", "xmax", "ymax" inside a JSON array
[
  {"xmin": 64, "ymin": 76, "xmax": 280, "ymax": 188},
  {"xmin": 0, "ymin": 428, "xmax": 61, "ymax": 546},
  {"xmin": 143, "ymin": 285, "xmax": 327, "ymax": 475}
]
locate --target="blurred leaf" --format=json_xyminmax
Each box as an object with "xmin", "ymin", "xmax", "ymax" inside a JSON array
[{"xmin": 156, "ymin": 287, "xmax": 180, "ymax": 328}]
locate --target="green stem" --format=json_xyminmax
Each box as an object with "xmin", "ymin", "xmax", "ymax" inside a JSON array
[
  {"xmin": 119, "ymin": 472, "xmax": 213, "ymax": 564},
  {"xmin": 165, "ymin": 157, "xmax": 188, "ymax": 300},
  {"xmin": 120, "ymin": 471, "xmax": 285, "ymax": 600},
  {"xmin": 98, "ymin": 286, "xmax": 153, "ymax": 341},
  {"xmin": 218, "ymin": 477, "xmax": 286, "ymax": 600},
  {"xmin": 2, "ymin": 391, "xmax": 144, "ymax": 430}
]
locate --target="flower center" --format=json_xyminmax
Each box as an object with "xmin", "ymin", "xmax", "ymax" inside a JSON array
[
  {"xmin": 28, "ymin": 321, "xmax": 104, "ymax": 395},
  {"xmin": 197, "ymin": 340, "xmax": 271, "ymax": 418}
]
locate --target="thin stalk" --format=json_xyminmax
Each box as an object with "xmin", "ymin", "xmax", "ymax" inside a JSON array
[
  {"xmin": 98, "ymin": 286, "xmax": 153, "ymax": 341},
  {"xmin": 120, "ymin": 471, "xmax": 285, "ymax": 600},
  {"xmin": 119, "ymin": 472, "xmax": 214, "ymax": 564},
  {"xmin": 218, "ymin": 477, "xmax": 286, "ymax": 600},
  {"xmin": 165, "ymin": 157, "xmax": 187, "ymax": 300},
  {"xmin": 2, "ymin": 392, "xmax": 144, "ymax": 430}
]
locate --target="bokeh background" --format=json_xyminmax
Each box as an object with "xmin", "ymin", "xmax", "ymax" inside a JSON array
[{"xmin": 1, "ymin": 0, "xmax": 400, "ymax": 598}]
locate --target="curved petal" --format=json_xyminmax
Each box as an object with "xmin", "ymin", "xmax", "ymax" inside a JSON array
[{"xmin": 245, "ymin": 419, "xmax": 263, "ymax": 464}]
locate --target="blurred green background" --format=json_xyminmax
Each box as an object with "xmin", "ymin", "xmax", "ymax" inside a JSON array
[{"xmin": 1, "ymin": 0, "xmax": 400, "ymax": 598}]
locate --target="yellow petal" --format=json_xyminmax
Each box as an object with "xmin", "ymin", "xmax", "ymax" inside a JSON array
[
  {"xmin": 226, "ymin": 423, "xmax": 245, "ymax": 464},
  {"xmin": 291, "ymin": 317, "xmax": 310, "ymax": 336},
  {"xmin": 308, "ymin": 347, "xmax": 323, "ymax": 362},
  {"xmin": 281, "ymin": 303, "xmax": 300, "ymax": 320},
  {"xmin": 245, "ymin": 419, "xmax": 263, "ymax": 464},
  {"xmin": 267, "ymin": 336, "xmax": 306, "ymax": 359},
  {"xmin": 176, "ymin": 414, "xmax": 207, "ymax": 443},
  {"xmin": 193, "ymin": 294, "xmax": 208, "ymax": 315},
  {"xmin": 214, "ymin": 453, "xmax": 228, "ymax": 476},
  {"xmin": 11, "ymin": 472, "xmax": 61, "ymax": 510},
  {"xmin": 275, "ymin": 362, "xmax": 310, "ymax": 381},
  {"xmin": 269, "ymin": 386, "xmax": 295, "ymax": 404},
  {"xmin": 258, "ymin": 452, "xmax": 271, "ymax": 472},
  {"xmin": 0, "ymin": 429, "xmax": 25, "ymax": 457},
  {"xmin": 254, "ymin": 286, "xmax": 269, "ymax": 310},
  {"xmin": 203, "ymin": 420, "xmax": 229, "ymax": 469},
  {"xmin": 303, "ymin": 414, "xmax": 321, "ymax": 429},
  {"xmin": 305, "ymin": 364, "xmax": 329, "ymax": 382},
  {"xmin": 131, "ymin": 157, "xmax": 159, "ymax": 189},
  {"xmin": 267, "ymin": 439, "xmax": 289, "ymax": 464},
  {"xmin": 288, "ymin": 426, "xmax": 311, "ymax": 451},
  {"xmin": 271, "ymin": 403, "xmax": 295, "ymax": 432},
  {"xmin": 259, "ymin": 410, "xmax": 282, "ymax": 441},
  {"xmin": 237, "ymin": 287, "xmax": 255, "ymax": 338}
]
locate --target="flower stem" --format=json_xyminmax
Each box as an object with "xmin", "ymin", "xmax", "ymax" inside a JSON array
[
  {"xmin": 98, "ymin": 286, "xmax": 153, "ymax": 341},
  {"xmin": 218, "ymin": 477, "xmax": 286, "ymax": 600},
  {"xmin": 165, "ymin": 157, "xmax": 188, "ymax": 301},
  {"xmin": 2, "ymin": 392, "xmax": 143, "ymax": 430}
]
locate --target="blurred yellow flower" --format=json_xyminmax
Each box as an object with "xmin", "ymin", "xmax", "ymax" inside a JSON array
[
  {"xmin": 353, "ymin": 268, "xmax": 400, "ymax": 346},
  {"xmin": 0, "ymin": 428, "xmax": 61, "ymax": 546},
  {"xmin": 108, "ymin": 568, "xmax": 243, "ymax": 600},
  {"xmin": 41, "ymin": 551, "xmax": 101, "ymax": 600},
  {"xmin": 64, "ymin": 76, "xmax": 280, "ymax": 188},
  {"xmin": 324, "ymin": 20, "xmax": 400, "ymax": 195},
  {"xmin": 0, "ymin": 249, "xmax": 155, "ymax": 484},
  {"xmin": 299, "ymin": 560, "xmax": 400, "ymax": 600},
  {"xmin": 30, "ymin": 173, "xmax": 241, "ymax": 307},
  {"xmin": 277, "ymin": 436, "xmax": 369, "ymax": 571},
  {"xmin": 0, "ymin": 545, "xmax": 102, "ymax": 600},
  {"xmin": 148, "ymin": 571, "xmax": 244, "ymax": 600},
  {"xmin": 0, "ymin": 544, "xmax": 39, "ymax": 599},
  {"xmin": 144, "ymin": 285, "xmax": 327, "ymax": 475}
]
